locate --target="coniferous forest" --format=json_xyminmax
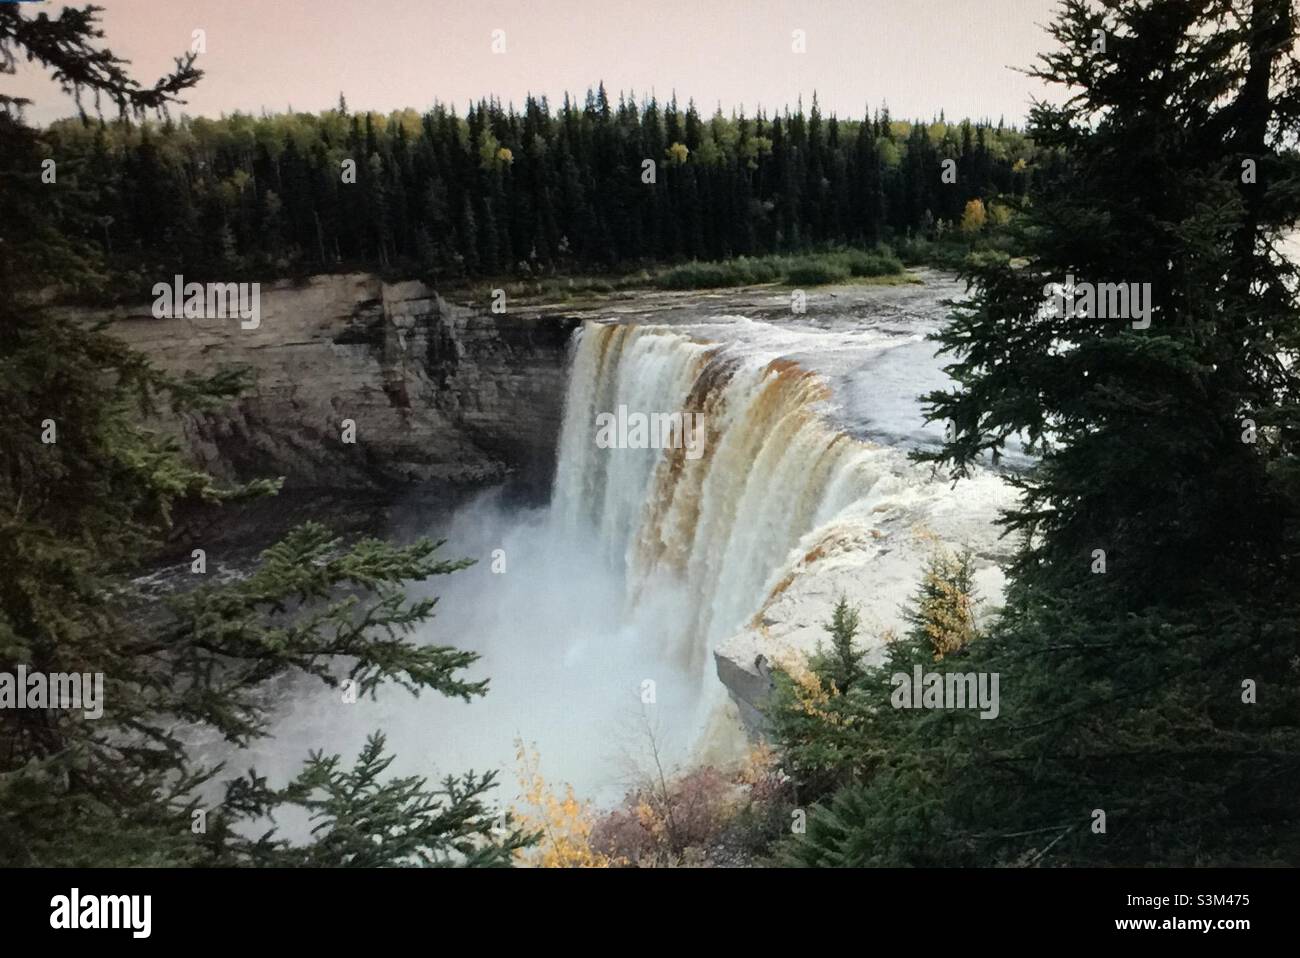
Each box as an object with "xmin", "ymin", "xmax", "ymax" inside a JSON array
[
  {"xmin": 2, "ymin": 0, "xmax": 1300, "ymax": 935},
  {"xmin": 46, "ymin": 94, "xmax": 1033, "ymax": 281}
]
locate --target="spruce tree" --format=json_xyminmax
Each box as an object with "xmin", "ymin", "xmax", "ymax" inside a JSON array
[
  {"xmin": 779, "ymin": 0, "xmax": 1300, "ymax": 867},
  {"xmin": 819, "ymin": 597, "xmax": 865, "ymax": 693},
  {"xmin": 902, "ymin": 549, "xmax": 980, "ymax": 659},
  {"xmin": 765, "ymin": 598, "xmax": 871, "ymax": 803},
  {"xmin": 767, "ymin": 560, "xmax": 986, "ymax": 832},
  {"xmin": 32, "ymin": 76, "xmax": 1035, "ymax": 277},
  {"xmin": 915, "ymin": 0, "xmax": 1300, "ymax": 864},
  {"xmin": 0, "ymin": 4, "xmax": 533, "ymax": 867}
]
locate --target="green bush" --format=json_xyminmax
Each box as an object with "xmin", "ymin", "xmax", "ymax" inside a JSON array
[
  {"xmin": 838, "ymin": 249, "xmax": 905, "ymax": 277},
  {"xmin": 656, "ymin": 260, "xmax": 753, "ymax": 289},
  {"xmin": 654, "ymin": 249, "xmax": 901, "ymax": 291},
  {"xmin": 894, "ymin": 237, "xmax": 932, "ymax": 266},
  {"xmin": 742, "ymin": 256, "xmax": 786, "ymax": 283},
  {"xmin": 784, "ymin": 259, "xmax": 851, "ymax": 285}
]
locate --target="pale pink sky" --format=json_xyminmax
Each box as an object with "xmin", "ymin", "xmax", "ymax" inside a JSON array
[{"xmin": 11, "ymin": 0, "xmax": 1061, "ymax": 125}]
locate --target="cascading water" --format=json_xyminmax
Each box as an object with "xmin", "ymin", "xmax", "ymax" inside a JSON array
[
  {"xmin": 216, "ymin": 292, "xmax": 1015, "ymax": 818},
  {"xmin": 544, "ymin": 313, "xmax": 1016, "ymax": 735},
  {"xmin": 551, "ymin": 320, "xmax": 941, "ymax": 679},
  {"xmin": 557, "ymin": 325, "xmax": 812, "ymax": 662}
]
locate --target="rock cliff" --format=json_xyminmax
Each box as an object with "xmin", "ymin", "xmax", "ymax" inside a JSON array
[{"xmin": 80, "ymin": 274, "xmax": 579, "ymax": 497}]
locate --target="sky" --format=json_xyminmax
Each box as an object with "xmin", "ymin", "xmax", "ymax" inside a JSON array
[{"xmin": 10, "ymin": 0, "xmax": 1062, "ymax": 126}]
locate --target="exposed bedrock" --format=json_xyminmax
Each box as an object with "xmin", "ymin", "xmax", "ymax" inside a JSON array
[{"xmin": 79, "ymin": 274, "xmax": 579, "ymax": 497}]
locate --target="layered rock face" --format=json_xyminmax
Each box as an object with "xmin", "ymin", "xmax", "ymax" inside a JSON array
[{"xmin": 84, "ymin": 275, "xmax": 578, "ymax": 496}]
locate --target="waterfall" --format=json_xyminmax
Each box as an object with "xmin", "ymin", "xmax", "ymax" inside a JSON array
[
  {"xmin": 551, "ymin": 320, "xmax": 917, "ymax": 681},
  {"xmin": 232, "ymin": 307, "xmax": 1013, "ymax": 813}
]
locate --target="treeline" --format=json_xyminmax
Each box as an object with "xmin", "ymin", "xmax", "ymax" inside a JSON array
[{"xmin": 45, "ymin": 89, "xmax": 1034, "ymax": 282}]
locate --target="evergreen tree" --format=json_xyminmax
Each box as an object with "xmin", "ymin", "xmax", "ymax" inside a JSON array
[
  {"xmin": 0, "ymin": 3, "xmax": 533, "ymax": 867},
  {"xmin": 819, "ymin": 598, "xmax": 865, "ymax": 693},
  {"xmin": 782, "ymin": 0, "xmax": 1300, "ymax": 867},
  {"xmin": 36, "ymin": 80, "xmax": 1034, "ymax": 280},
  {"xmin": 903, "ymin": 549, "xmax": 980, "ymax": 659},
  {"xmin": 766, "ymin": 557, "xmax": 985, "ymax": 818}
]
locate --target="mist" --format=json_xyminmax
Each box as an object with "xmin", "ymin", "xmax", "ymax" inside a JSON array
[{"xmin": 208, "ymin": 485, "xmax": 730, "ymax": 841}]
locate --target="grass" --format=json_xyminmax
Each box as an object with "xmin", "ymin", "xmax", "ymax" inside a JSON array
[
  {"xmin": 895, "ymin": 233, "xmax": 1025, "ymax": 271},
  {"xmin": 453, "ymin": 244, "xmax": 926, "ymax": 304},
  {"xmin": 654, "ymin": 247, "xmax": 906, "ymax": 291}
]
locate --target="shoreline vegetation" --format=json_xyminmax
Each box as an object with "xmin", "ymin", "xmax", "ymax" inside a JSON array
[
  {"xmin": 54, "ymin": 233, "xmax": 1024, "ymax": 308},
  {"xmin": 453, "ymin": 232, "xmax": 1024, "ymax": 303},
  {"xmin": 457, "ymin": 246, "xmax": 917, "ymax": 304}
]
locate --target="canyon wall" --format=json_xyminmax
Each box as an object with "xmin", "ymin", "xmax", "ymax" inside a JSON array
[{"xmin": 80, "ymin": 275, "xmax": 578, "ymax": 496}]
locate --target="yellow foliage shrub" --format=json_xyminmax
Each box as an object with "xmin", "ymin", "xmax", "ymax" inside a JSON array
[
  {"xmin": 511, "ymin": 740, "xmax": 621, "ymax": 868},
  {"xmin": 960, "ymin": 198, "xmax": 987, "ymax": 234}
]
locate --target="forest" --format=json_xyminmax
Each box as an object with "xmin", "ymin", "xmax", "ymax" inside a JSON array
[{"xmin": 43, "ymin": 91, "xmax": 1035, "ymax": 283}]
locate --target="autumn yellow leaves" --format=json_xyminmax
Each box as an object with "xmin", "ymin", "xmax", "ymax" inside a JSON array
[{"xmin": 509, "ymin": 739, "xmax": 789, "ymax": 867}]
